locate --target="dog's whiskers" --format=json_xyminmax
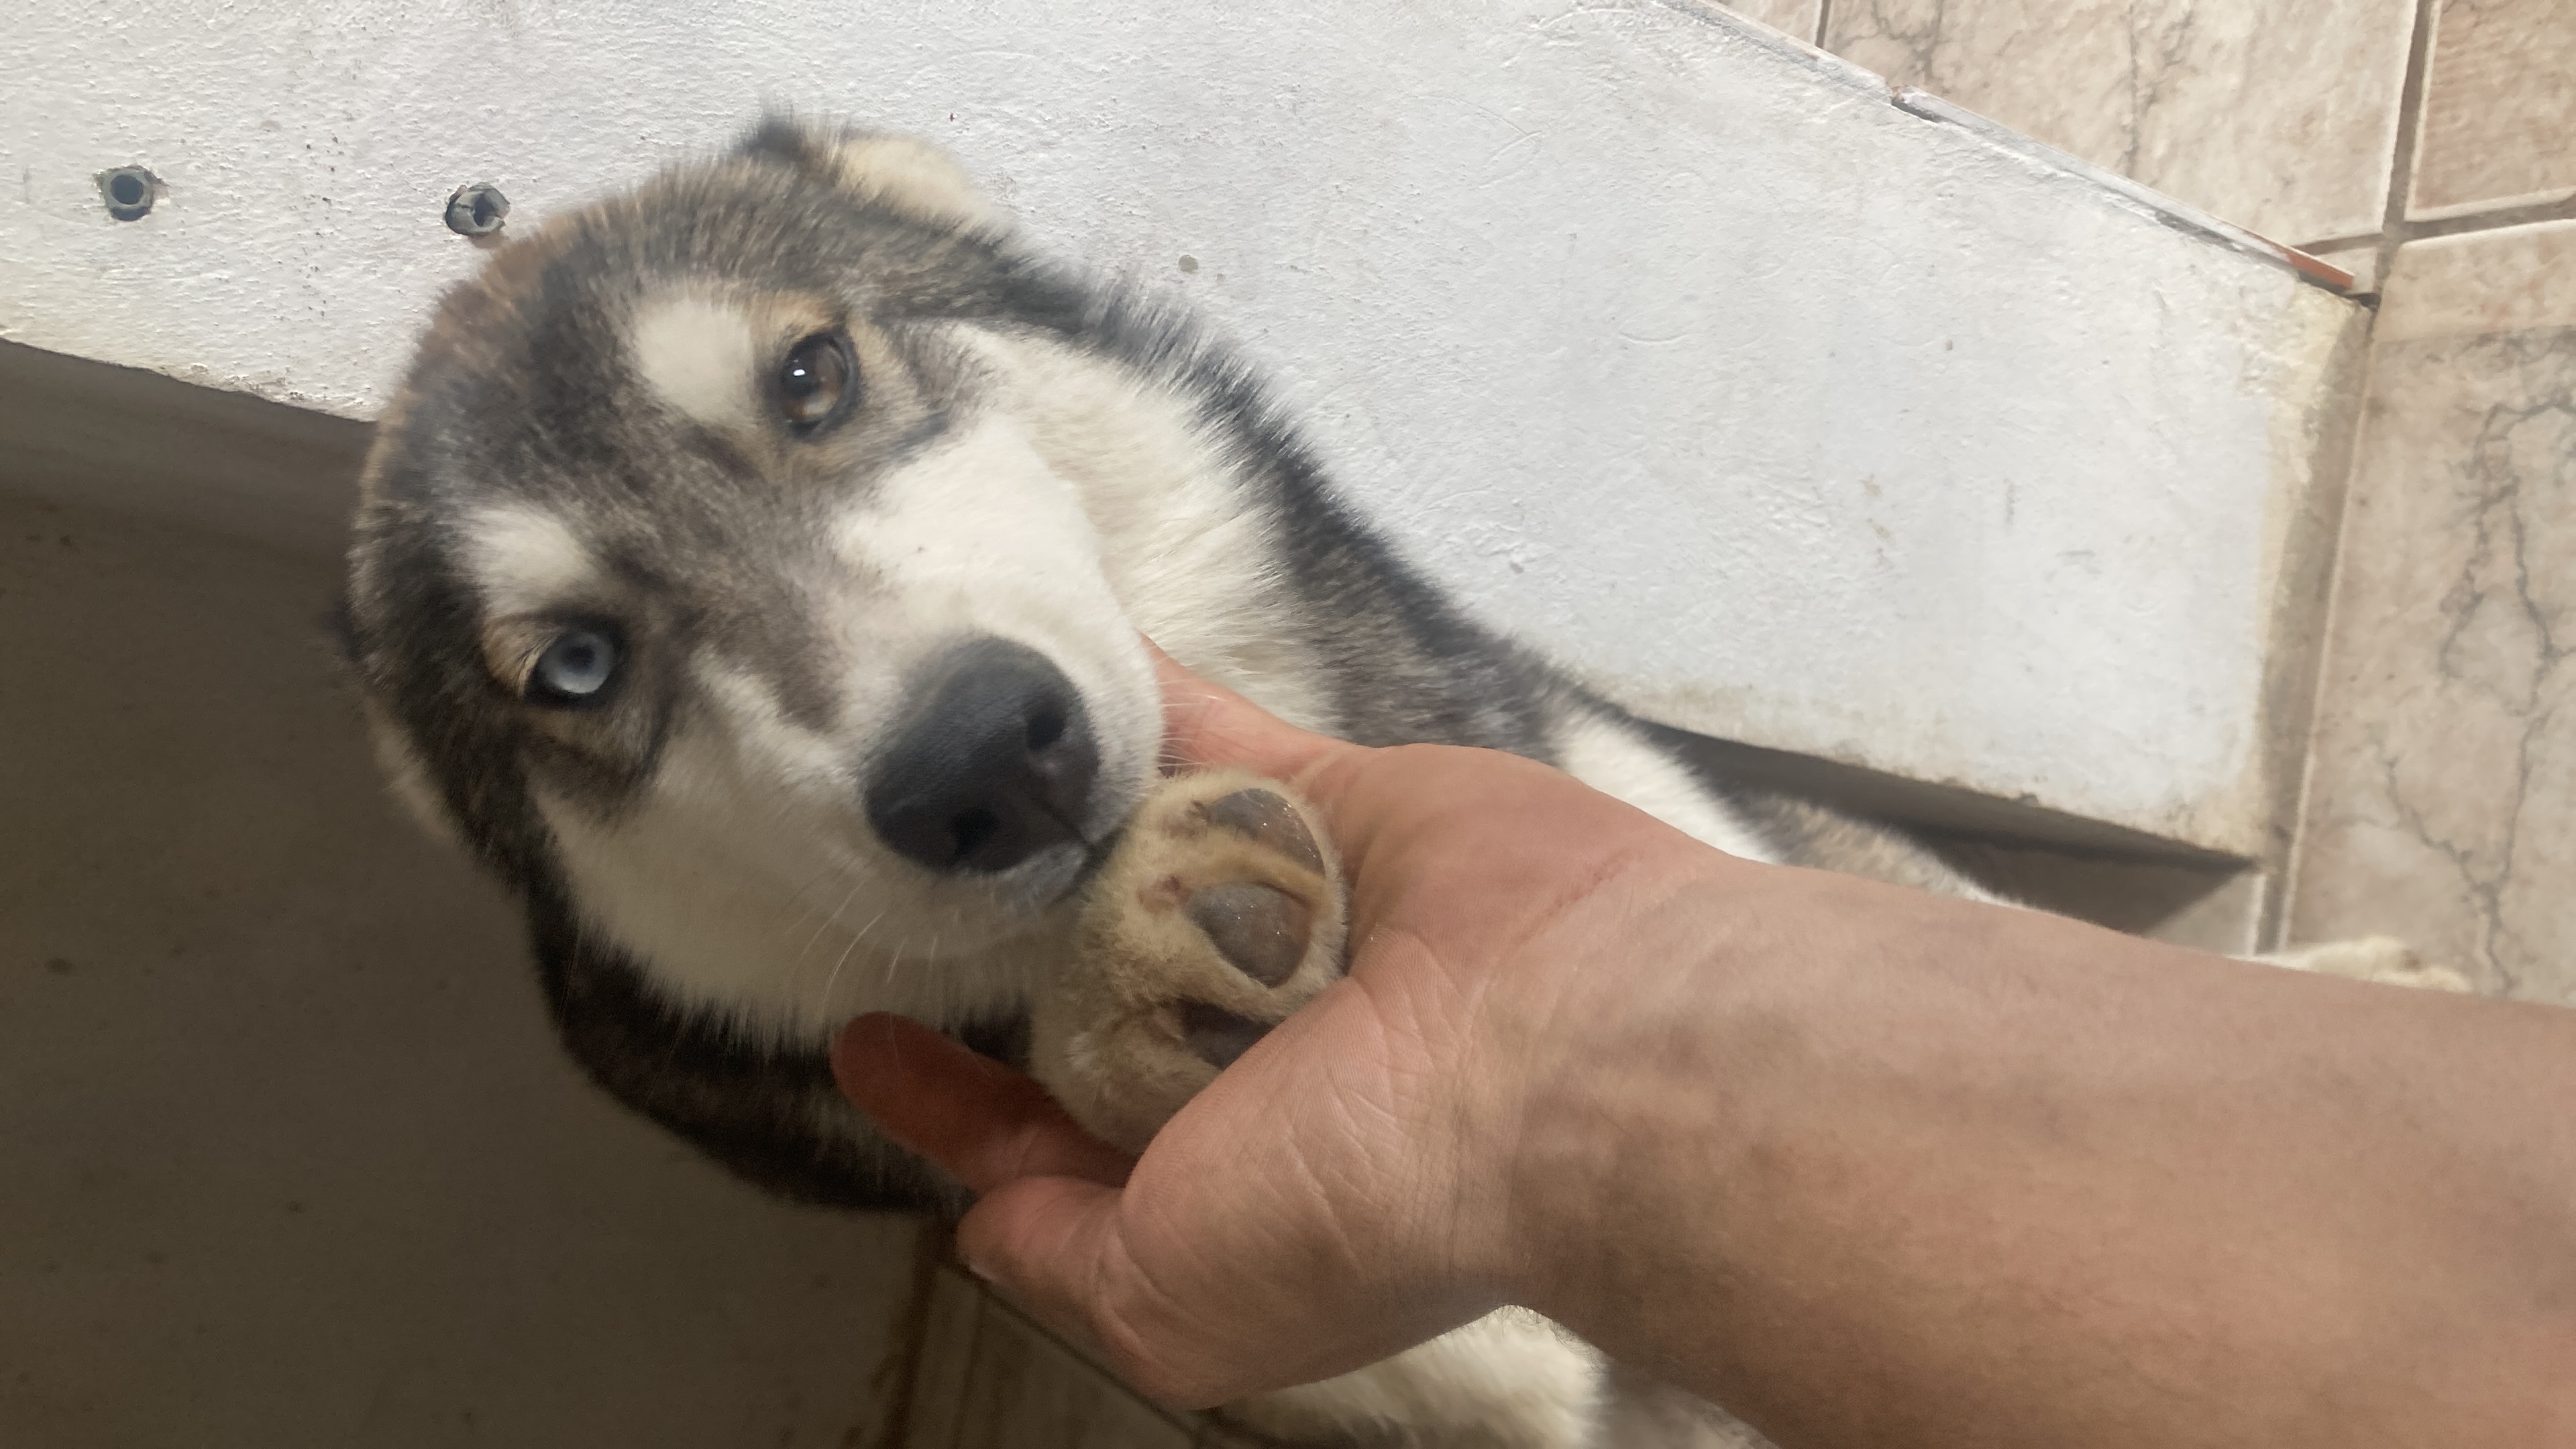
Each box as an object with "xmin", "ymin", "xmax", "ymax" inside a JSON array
[
  {"xmin": 795, "ymin": 875, "xmax": 867, "ymax": 965},
  {"xmin": 879, "ymin": 938, "xmax": 911, "ymax": 1000},
  {"xmin": 781, "ymin": 870, "xmax": 871, "ymax": 1024},
  {"xmin": 775, "ymin": 859, "xmax": 847, "ymax": 941},
  {"xmin": 813, "ymin": 905, "xmax": 891, "ymax": 1020}
]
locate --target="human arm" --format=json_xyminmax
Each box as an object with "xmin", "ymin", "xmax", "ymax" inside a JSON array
[{"xmin": 835, "ymin": 658, "xmax": 2576, "ymax": 1446}]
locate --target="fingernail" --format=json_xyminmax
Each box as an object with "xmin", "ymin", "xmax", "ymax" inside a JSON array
[{"xmin": 962, "ymin": 1255, "xmax": 998, "ymax": 1285}]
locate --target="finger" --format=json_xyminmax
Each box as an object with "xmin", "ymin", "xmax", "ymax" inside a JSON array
[
  {"xmin": 1147, "ymin": 639, "xmax": 1351, "ymax": 784},
  {"xmin": 831, "ymin": 1013, "xmax": 1132, "ymax": 1193}
]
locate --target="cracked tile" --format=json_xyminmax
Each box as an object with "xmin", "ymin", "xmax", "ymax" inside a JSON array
[
  {"xmin": 2410, "ymin": 0, "xmax": 2576, "ymax": 219},
  {"xmin": 1823, "ymin": 0, "xmax": 2418, "ymax": 244},
  {"xmin": 2289, "ymin": 222, "xmax": 2576, "ymax": 1003}
]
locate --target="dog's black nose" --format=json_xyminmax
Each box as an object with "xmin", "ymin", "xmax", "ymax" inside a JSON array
[{"xmin": 865, "ymin": 638, "xmax": 1100, "ymax": 875}]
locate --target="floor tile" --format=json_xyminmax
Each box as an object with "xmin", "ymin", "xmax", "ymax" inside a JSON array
[
  {"xmin": 2289, "ymin": 221, "xmax": 2576, "ymax": 1002},
  {"xmin": 1825, "ymin": 0, "xmax": 2418, "ymax": 243},
  {"xmin": 2410, "ymin": 0, "xmax": 2576, "ymax": 217}
]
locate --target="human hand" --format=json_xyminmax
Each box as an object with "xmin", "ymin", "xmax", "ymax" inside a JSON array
[{"xmin": 831, "ymin": 649, "xmax": 1719, "ymax": 1407}]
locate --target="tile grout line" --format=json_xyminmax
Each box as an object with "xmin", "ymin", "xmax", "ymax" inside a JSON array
[
  {"xmin": 2404, "ymin": 191, "xmax": 2576, "ymax": 241},
  {"xmin": 1813, "ymin": 0, "xmax": 1833, "ymax": 49},
  {"xmin": 2371, "ymin": 0, "xmax": 2441, "ymax": 287}
]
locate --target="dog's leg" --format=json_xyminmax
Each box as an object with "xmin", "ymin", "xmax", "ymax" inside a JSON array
[{"xmin": 1031, "ymin": 769, "xmax": 1609, "ymax": 1448}]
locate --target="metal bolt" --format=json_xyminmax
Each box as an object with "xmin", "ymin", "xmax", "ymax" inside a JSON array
[
  {"xmin": 97, "ymin": 166, "xmax": 157, "ymax": 221},
  {"xmin": 444, "ymin": 182, "xmax": 510, "ymax": 237}
]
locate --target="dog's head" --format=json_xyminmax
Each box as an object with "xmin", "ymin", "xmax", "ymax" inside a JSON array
[{"xmin": 344, "ymin": 125, "xmax": 1167, "ymax": 1036}]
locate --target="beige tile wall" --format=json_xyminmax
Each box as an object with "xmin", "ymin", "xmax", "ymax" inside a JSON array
[
  {"xmin": 1815, "ymin": 0, "xmax": 2418, "ymax": 246},
  {"xmin": 1741, "ymin": 0, "xmax": 2576, "ymax": 257},
  {"xmin": 2411, "ymin": 0, "xmax": 2576, "ymax": 218},
  {"xmin": 2288, "ymin": 223, "xmax": 2576, "ymax": 1002}
]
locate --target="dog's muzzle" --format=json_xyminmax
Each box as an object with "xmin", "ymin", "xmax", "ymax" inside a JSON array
[{"xmin": 864, "ymin": 637, "xmax": 1102, "ymax": 875}]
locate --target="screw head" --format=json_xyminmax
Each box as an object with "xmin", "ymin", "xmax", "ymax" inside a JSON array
[
  {"xmin": 444, "ymin": 182, "xmax": 510, "ymax": 237},
  {"xmin": 97, "ymin": 166, "xmax": 158, "ymax": 221}
]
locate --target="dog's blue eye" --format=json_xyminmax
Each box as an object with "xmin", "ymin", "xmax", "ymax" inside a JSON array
[{"xmin": 529, "ymin": 629, "xmax": 619, "ymax": 704}]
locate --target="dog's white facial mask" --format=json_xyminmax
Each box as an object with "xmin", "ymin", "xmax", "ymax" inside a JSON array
[{"xmin": 421, "ymin": 351, "xmax": 1164, "ymax": 1040}]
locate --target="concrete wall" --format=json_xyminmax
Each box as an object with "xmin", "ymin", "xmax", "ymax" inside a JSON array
[{"xmin": 0, "ymin": 0, "xmax": 2365, "ymax": 857}]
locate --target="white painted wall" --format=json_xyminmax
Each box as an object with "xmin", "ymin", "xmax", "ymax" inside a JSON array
[{"xmin": 0, "ymin": 0, "xmax": 2363, "ymax": 855}]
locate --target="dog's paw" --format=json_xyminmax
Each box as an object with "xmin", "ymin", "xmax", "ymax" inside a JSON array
[
  {"xmin": 2255, "ymin": 935, "xmax": 2475, "ymax": 994},
  {"xmin": 1031, "ymin": 769, "xmax": 1346, "ymax": 1152}
]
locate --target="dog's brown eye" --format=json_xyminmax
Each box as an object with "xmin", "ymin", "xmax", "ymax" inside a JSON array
[{"xmin": 777, "ymin": 332, "xmax": 855, "ymax": 430}]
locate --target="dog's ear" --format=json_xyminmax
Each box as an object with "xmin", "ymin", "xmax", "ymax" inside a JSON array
[{"xmin": 737, "ymin": 119, "xmax": 1001, "ymax": 232}]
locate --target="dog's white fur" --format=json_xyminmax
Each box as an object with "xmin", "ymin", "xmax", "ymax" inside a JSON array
[{"xmin": 629, "ymin": 292, "xmax": 762, "ymax": 431}]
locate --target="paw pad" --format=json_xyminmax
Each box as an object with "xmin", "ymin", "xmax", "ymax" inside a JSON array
[
  {"xmin": 1033, "ymin": 769, "xmax": 1347, "ymax": 1152},
  {"xmin": 1197, "ymin": 788, "xmax": 1325, "ymax": 872},
  {"xmin": 1185, "ymin": 881, "xmax": 1313, "ymax": 987}
]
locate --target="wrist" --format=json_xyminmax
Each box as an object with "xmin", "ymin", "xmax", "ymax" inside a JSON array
[{"xmin": 1463, "ymin": 838, "xmax": 1773, "ymax": 1324}]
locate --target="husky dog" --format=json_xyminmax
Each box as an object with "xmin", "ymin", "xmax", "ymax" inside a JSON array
[{"xmin": 343, "ymin": 123, "xmax": 2443, "ymax": 1447}]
